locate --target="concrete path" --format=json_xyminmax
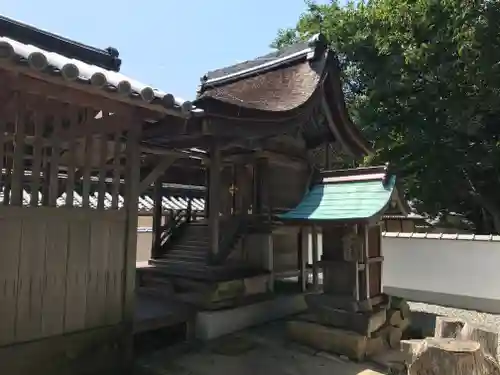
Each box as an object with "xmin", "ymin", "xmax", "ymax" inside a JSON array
[{"xmin": 136, "ymin": 320, "xmax": 387, "ymax": 375}]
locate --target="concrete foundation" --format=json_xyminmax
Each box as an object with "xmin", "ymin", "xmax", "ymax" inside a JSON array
[{"xmin": 195, "ymin": 294, "xmax": 307, "ymax": 340}]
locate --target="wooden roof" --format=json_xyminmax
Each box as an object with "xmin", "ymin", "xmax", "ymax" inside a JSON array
[
  {"xmin": 194, "ymin": 34, "xmax": 372, "ymax": 156},
  {"xmin": 279, "ymin": 165, "xmax": 408, "ymax": 223}
]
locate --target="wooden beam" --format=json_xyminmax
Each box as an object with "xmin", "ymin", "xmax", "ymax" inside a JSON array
[
  {"xmin": 209, "ymin": 140, "xmax": 221, "ymax": 258},
  {"xmin": 138, "ymin": 156, "xmax": 177, "ymax": 194},
  {"xmin": 140, "ymin": 144, "xmax": 207, "ymax": 160},
  {"xmin": 321, "ymin": 96, "xmax": 355, "ymax": 158},
  {"xmin": 140, "ymin": 135, "xmax": 211, "ymax": 150}
]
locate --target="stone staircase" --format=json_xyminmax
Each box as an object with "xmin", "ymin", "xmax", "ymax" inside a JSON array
[
  {"xmin": 148, "ymin": 219, "xmax": 249, "ymax": 279},
  {"xmin": 138, "ymin": 217, "xmax": 270, "ymax": 309}
]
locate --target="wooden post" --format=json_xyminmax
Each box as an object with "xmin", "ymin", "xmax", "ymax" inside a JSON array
[
  {"xmin": 354, "ymin": 225, "xmax": 360, "ymax": 301},
  {"xmin": 122, "ymin": 114, "xmax": 142, "ymax": 367},
  {"xmin": 298, "ymin": 227, "xmax": 308, "ymax": 292},
  {"xmin": 204, "ymin": 167, "xmax": 210, "ymax": 218},
  {"xmin": 260, "ymin": 158, "xmax": 271, "ymax": 222},
  {"xmin": 253, "ymin": 161, "xmax": 259, "ymax": 214},
  {"xmin": 266, "ymin": 234, "xmax": 274, "ymax": 293},
  {"xmin": 312, "ymin": 225, "xmax": 319, "ymax": 290},
  {"xmin": 363, "ymin": 225, "xmax": 370, "ymax": 299},
  {"xmin": 187, "ymin": 196, "xmax": 192, "ymax": 222},
  {"xmin": 151, "ymin": 177, "xmax": 163, "ymax": 259},
  {"xmin": 209, "ymin": 140, "xmax": 221, "ymax": 257},
  {"xmin": 231, "ymin": 164, "xmax": 236, "ymax": 216}
]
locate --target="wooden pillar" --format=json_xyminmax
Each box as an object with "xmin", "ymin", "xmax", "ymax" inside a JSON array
[
  {"xmin": 298, "ymin": 227, "xmax": 308, "ymax": 292},
  {"xmin": 231, "ymin": 164, "xmax": 237, "ymax": 215},
  {"xmin": 151, "ymin": 177, "xmax": 163, "ymax": 259},
  {"xmin": 261, "ymin": 158, "xmax": 271, "ymax": 221},
  {"xmin": 253, "ymin": 159, "xmax": 262, "ymax": 214},
  {"xmin": 204, "ymin": 167, "xmax": 210, "ymax": 218},
  {"xmin": 123, "ymin": 114, "xmax": 142, "ymax": 366},
  {"xmin": 312, "ymin": 225, "xmax": 319, "ymax": 290},
  {"xmin": 266, "ymin": 234, "xmax": 274, "ymax": 293},
  {"xmin": 363, "ymin": 225, "xmax": 370, "ymax": 299},
  {"xmin": 187, "ymin": 196, "xmax": 192, "ymax": 222},
  {"xmin": 354, "ymin": 224, "xmax": 360, "ymax": 301},
  {"xmin": 209, "ymin": 140, "xmax": 221, "ymax": 257}
]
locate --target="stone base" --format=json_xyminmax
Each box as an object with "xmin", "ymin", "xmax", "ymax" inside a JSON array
[
  {"xmin": 174, "ymin": 274, "xmax": 271, "ymax": 310},
  {"xmin": 287, "ymin": 319, "xmax": 388, "ymax": 361},
  {"xmin": 305, "ymin": 293, "xmax": 388, "ymax": 313},
  {"xmin": 299, "ymin": 306, "xmax": 387, "ymax": 337},
  {"xmin": 195, "ymin": 294, "xmax": 307, "ymax": 340},
  {"xmin": 305, "ymin": 294, "xmax": 388, "ymax": 336}
]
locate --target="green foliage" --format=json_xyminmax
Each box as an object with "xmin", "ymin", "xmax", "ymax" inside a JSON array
[{"xmin": 273, "ymin": 0, "xmax": 500, "ymax": 233}]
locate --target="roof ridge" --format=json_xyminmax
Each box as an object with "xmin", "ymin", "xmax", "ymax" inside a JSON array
[
  {"xmin": 199, "ymin": 33, "xmax": 328, "ymax": 91},
  {"xmin": 321, "ymin": 164, "xmax": 389, "ymax": 178},
  {"xmin": 0, "ymin": 14, "xmax": 121, "ymax": 71}
]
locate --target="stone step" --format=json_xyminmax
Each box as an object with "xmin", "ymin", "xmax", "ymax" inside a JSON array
[
  {"xmin": 148, "ymin": 259, "xmax": 263, "ymax": 281},
  {"xmin": 167, "ymin": 248, "xmax": 207, "ymax": 257},
  {"xmin": 162, "ymin": 252, "xmax": 207, "ymax": 263},
  {"xmin": 168, "ymin": 244, "xmax": 208, "ymax": 253},
  {"xmin": 181, "ymin": 234, "xmax": 210, "ymax": 241},
  {"xmin": 181, "ymin": 239, "xmax": 210, "ymax": 246},
  {"xmin": 138, "ymin": 273, "xmax": 175, "ymax": 293}
]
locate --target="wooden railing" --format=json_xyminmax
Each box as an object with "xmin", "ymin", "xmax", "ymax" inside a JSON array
[
  {"xmin": 211, "ymin": 214, "xmax": 248, "ymax": 265},
  {"xmin": 153, "ymin": 209, "xmax": 204, "ymax": 257}
]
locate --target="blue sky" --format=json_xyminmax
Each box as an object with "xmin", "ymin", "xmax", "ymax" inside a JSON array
[{"xmin": 1, "ymin": 0, "xmax": 330, "ymax": 100}]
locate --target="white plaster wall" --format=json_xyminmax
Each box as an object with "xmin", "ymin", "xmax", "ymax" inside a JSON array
[{"xmin": 382, "ymin": 236, "xmax": 500, "ymax": 302}]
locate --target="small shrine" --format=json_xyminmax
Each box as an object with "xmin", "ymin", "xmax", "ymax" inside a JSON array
[{"xmin": 280, "ymin": 164, "xmax": 411, "ymax": 360}]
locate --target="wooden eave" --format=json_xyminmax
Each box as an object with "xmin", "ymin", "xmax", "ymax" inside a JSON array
[{"xmin": 320, "ymin": 54, "xmax": 373, "ymax": 158}]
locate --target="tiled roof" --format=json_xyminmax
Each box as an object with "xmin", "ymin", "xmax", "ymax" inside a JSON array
[
  {"xmin": 0, "ymin": 189, "xmax": 206, "ymax": 213},
  {"xmin": 0, "ymin": 14, "xmax": 122, "ymax": 71},
  {"xmin": 0, "ymin": 35, "xmax": 194, "ymax": 115},
  {"xmin": 279, "ymin": 166, "xmax": 397, "ymax": 222},
  {"xmin": 382, "ymin": 232, "xmax": 500, "ymax": 241}
]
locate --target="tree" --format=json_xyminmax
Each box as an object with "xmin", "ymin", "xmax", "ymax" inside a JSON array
[{"xmin": 273, "ymin": 0, "xmax": 500, "ymax": 233}]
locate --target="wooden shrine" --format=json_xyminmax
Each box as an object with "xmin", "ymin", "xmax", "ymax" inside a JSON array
[
  {"xmin": 281, "ymin": 165, "xmax": 410, "ymax": 360},
  {"xmin": 136, "ymin": 32, "xmax": 377, "ymax": 311}
]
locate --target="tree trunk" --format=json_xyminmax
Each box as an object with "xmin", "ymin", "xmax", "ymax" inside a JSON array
[
  {"xmin": 401, "ymin": 339, "xmax": 425, "ymax": 365},
  {"xmin": 399, "ymin": 300, "xmax": 411, "ymax": 319},
  {"xmin": 408, "ymin": 338, "xmax": 499, "ymax": 375},
  {"xmin": 375, "ymin": 325, "xmax": 402, "ymax": 349},
  {"xmin": 460, "ymin": 323, "xmax": 499, "ymax": 362},
  {"xmin": 398, "ymin": 317, "xmax": 411, "ymax": 332},
  {"xmin": 388, "ymin": 309, "xmax": 403, "ymax": 326},
  {"xmin": 434, "ymin": 316, "xmax": 465, "ymax": 339}
]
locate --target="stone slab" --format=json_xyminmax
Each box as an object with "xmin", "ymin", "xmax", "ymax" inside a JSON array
[{"xmin": 195, "ymin": 294, "xmax": 307, "ymax": 340}]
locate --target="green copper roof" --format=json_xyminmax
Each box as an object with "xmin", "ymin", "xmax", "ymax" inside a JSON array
[{"xmin": 279, "ymin": 176, "xmax": 396, "ymax": 222}]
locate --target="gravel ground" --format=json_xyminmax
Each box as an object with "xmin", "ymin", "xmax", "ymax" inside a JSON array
[
  {"xmin": 408, "ymin": 301, "xmax": 500, "ymax": 330},
  {"xmin": 408, "ymin": 301, "xmax": 500, "ymax": 360}
]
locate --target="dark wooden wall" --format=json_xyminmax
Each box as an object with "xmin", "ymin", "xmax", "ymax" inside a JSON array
[{"xmin": 268, "ymin": 162, "xmax": 309, "ymax": 211}]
